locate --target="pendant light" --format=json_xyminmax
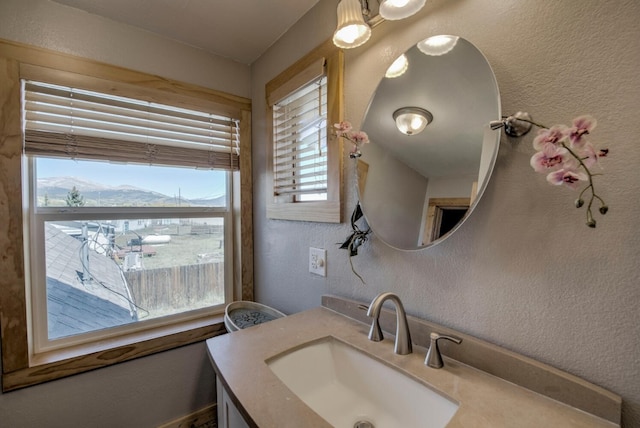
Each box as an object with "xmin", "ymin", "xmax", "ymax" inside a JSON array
[
  {"xmin": 393, "ymin": 107, "xmax": 433, "ymax": 135},
  {"xmin": 333, "ymin": 0, "xmax": 372, "ymax": 49},
  {"xmin": 379, "ymin": 0, "xmax": 426, "ymax": 21}
]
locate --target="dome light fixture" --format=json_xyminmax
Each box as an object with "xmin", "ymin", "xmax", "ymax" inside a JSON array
[
  {"xmin": 385, "ymin": 54, "xmax": 409, "ymax": 78},
  {"xmin": 393, "ymin": 107, "xmax": 433, "ymax": 135},
  {"xmin": 379, "ymin": 0, "xmax": 426, "ymax": 21},
  {"xmin": 417, "ymin": 35, "xmax": 460, "ymax": 56},
  {"xmin": 332, "ymin": 0, "xmax": 372, "ymax": 49}
]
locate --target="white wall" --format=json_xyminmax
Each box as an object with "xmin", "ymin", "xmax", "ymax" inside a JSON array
[
  {"xmin": 424, "ymin": 175, "xmax": 476, "ymax": 200},
  {"xmin": 0, "ymin": 0, "xmax": 251, "ymax": 97},
  {"xmin": 361, "ymin": 141, "xmax": 428, "ymax": 249},
  {"xmin": 251, "ymin": 1, "xmax": 640, "ymax": 426},
  {"xmin": 0, "ymin": 0, "xmax": 251, "ymax": 426},
  {"xmin": 0, "ymin": 343, "xmax": 215, "ymax": 427}
]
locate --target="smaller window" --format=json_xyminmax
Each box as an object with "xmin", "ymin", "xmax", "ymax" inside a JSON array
[
  {"xmin": 273, "ymin": 74, "xmax": 328, "ymax": 202},
  {"xmin": 266, "ymin": 41, "xmax": 343, "ymax": 223}
]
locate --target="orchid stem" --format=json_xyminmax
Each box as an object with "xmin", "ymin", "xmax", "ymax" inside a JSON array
[{"xmin": 562, "ymin": 142, "xmax": 605, "ymax": 224}]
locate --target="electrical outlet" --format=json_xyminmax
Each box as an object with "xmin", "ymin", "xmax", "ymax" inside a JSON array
[{"xmin": 309, "ymin": 247, "xmax": 326, "ymax": 277}]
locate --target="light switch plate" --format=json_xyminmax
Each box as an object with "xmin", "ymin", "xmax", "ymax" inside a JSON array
[{"xmin": 309, "ymin": 247, "xmax": 326, "ymax": 277}]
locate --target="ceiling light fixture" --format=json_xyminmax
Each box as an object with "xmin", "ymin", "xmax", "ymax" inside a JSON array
[
  {"xmin": 393, "ymin": 107, "xmax": 433, "ymax": 135},
  {"xmin": 417, "ymin": 35, "xmax": 459, "ymax": 56},
  {"xmin": 385, "ymin": 54, "xmax": 409, "ymax": 78},
  {"xmin": 333, "ymin": 0, "xmax": 372, "ymax": 49},
  {"xmin": 379, "ymin": 0, "xmax": 426, "ymax": 20}
]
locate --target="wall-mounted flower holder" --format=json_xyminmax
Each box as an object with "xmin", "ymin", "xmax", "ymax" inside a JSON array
[
  {"xmin": 335, "ymin": 121, "xmax": 372, "ymax": 283},
  {"xmin": 490, "ymin": 111, "xmax": 533, "ymax": 137}
]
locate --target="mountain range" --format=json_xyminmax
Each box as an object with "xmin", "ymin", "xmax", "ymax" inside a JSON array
[{"xmin": 38, "ymin": 176, "xmax": 225, "ymax": 207}]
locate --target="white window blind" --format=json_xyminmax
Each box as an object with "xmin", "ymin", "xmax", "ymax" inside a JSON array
[
  {"xmin": 272, "ymin": 72, "xmax": 328, "ymax": 199},
  {"xmin": 22, "ymin": 81, "xmax": 240, "ymax": 170}
]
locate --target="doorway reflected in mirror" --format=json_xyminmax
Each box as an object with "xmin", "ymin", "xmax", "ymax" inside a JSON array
[{"xmin": 423, "ymin": 198, "xmax": 469, "ymax": 244}]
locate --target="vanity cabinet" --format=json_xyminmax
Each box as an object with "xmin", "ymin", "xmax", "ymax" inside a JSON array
[
  {"xmin": 206, "ymin": 300, "xmax": 621, "ymax": 428},
  {"xmin": 216, "ymin": 376, "xmax": 249, "ymax": 428}
]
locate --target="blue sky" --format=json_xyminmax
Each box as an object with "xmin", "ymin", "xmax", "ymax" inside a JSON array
[{"xmin": 36, "ymin": 158, "xmax": 227, "ymax": 199}]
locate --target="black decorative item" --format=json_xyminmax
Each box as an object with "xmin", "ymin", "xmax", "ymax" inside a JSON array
[{"xmin": 339, "ymin": 202, "xmax": 371, "ymax": 283}]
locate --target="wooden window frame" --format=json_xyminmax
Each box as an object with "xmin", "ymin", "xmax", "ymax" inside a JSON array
[
  {"xmin": 265, "ymin": 40, "xmax": 343, "ymax": 223},
  {"xmin": 0, "ymin": 39, "xmax": 254, "ymax": 391}
]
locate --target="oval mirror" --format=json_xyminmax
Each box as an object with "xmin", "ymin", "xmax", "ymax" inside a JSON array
[{"xmin": 358, "ymin": 35, "xmax": 501, "ymax": 250}]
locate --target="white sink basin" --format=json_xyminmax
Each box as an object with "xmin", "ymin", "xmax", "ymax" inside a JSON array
[{"xmin": 267, "ymin": 336, "xmax": 459, "ymax": 428}]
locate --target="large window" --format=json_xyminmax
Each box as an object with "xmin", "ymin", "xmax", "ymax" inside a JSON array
[
  {"xmin": 266, "ymin": 40, "xmax": 343, "ymax": 222},
  {"xmin": 28, "ymin": 158, "xmax": 232, "ymax": 353},
  {"xmin": 23, "ymin": 78, "xmax": 238, "ymax": 352},
  {"xmin": 0, "ymin": 43, "xmax": 252, "ymax": 391}
]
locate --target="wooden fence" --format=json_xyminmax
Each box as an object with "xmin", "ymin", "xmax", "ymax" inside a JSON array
[{"xmin": 125, "ymin": 262, "xmax": 224, "ymax": 317}]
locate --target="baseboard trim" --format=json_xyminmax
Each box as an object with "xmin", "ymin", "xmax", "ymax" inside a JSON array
[{"xmin": 158, "ymin": 404, "xmax": 217, "ymax": 428}]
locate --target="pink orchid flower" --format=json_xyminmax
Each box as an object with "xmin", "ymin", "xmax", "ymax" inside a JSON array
[
  {"xmin": 546, "ymin": 168, "xmax": 588, "ymax": 189},
  {"xmin": 350, "ymin": 131, "xmax": 369, "ymax": 145},
  {"xmin": 527, "ymin": 114, "xmax": 608, "ymax": 228},
  {"xmin": 334, "ymin": 121, "xmax": 352, "ymax": 136},
  {"xmin": 568, "ymin": 115, "xmax": 597, "ymax": 148},
  {"xmin": 577, "ymin": 142, "xmax": 603, "ymax": 169},
  {"xmin": 530, "ymin": 144, "xmax": 568, "ymax": 173},
  {"xmin": 533, "ymin": 125, "xmax": 569, "ymax": 151}
]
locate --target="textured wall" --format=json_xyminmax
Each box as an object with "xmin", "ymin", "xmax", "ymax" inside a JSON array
[
  {"xmin": 0, "ymin": 0, "xmax": 250, "ymax": 426},
  {"xmin": 0, "ymin": 0, "xmax": 638, "ymax": 426},
  {"xmin": 251, "ymin": 0, "xmax": 640, "ymax": 426},
  {"xmin": 0, "ymin": 0, "xmax": 251, "ymax": 98}
]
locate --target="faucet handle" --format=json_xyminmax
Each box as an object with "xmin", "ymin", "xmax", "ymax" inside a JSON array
[{"xmin": 425, "ymin": 332, "xmax": 462, "ymax": 369}]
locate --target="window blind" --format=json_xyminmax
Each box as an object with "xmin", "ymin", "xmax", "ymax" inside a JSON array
[
  {"xmin": 22, "ymin": 81, "xmax": 240, "ymax": 170},
  {"xmin": 272, "ymin": 74, "xmax": 328, "ymax": 197}
]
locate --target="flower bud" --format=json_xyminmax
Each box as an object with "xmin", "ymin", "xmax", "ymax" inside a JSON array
[
  {"xmin": 586, "ymin": 219, "xmax": 597, "ymax": 228},
  {"xmin": 599, "ymin": 205, "xmax": 609, "ymax": 215},
  {"xmin": 574, "ymin": 198, "xmax": 584, "ymax": 208}
]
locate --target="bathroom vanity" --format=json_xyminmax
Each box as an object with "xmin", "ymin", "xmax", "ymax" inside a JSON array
[{"xmin": 206, "ymin": 296, "xmax": 621, "ymax": 428}]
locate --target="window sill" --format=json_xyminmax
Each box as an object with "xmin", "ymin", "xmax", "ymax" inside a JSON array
[{"xmin": 2, "ymin": 314, "xmax": 227, "ymax": 392}]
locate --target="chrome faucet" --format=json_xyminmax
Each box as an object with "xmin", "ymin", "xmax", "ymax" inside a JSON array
[
  {"xmin": 425, "ymin": 332, "xmax": 462, "ymax": 369},
  {"xmin": 366, "ymin": 292, "xmax": 412, "ymax": 355}
]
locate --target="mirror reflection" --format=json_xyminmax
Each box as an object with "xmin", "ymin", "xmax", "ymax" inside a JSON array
[{"xmin": 358, "ymin": 36, "xmax": 501, "ymax": 250}]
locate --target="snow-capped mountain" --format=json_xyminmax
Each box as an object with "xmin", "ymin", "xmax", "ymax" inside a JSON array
[{"xmin": 37, "ymin": 177, "xmax": 225, "ymax": 207}]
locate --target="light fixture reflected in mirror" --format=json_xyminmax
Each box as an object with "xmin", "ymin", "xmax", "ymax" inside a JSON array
[
  {"xmin": 417, "ymin": 35, "xmax": 459, "ymax": 56},
  {"xmin": 385, "ymin": 54, "xmax": 409, "ymax": 78},
  {"xmin": 379, "ymin": 0, "xmax": 426, "ymax": 20},
  {"xmin": 393, "ymin": 107, "xmax": 433, "ymax": 135},
  {"xmin": 333, "ymin": 0, "xmax": 372, "ymax": 49}
]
